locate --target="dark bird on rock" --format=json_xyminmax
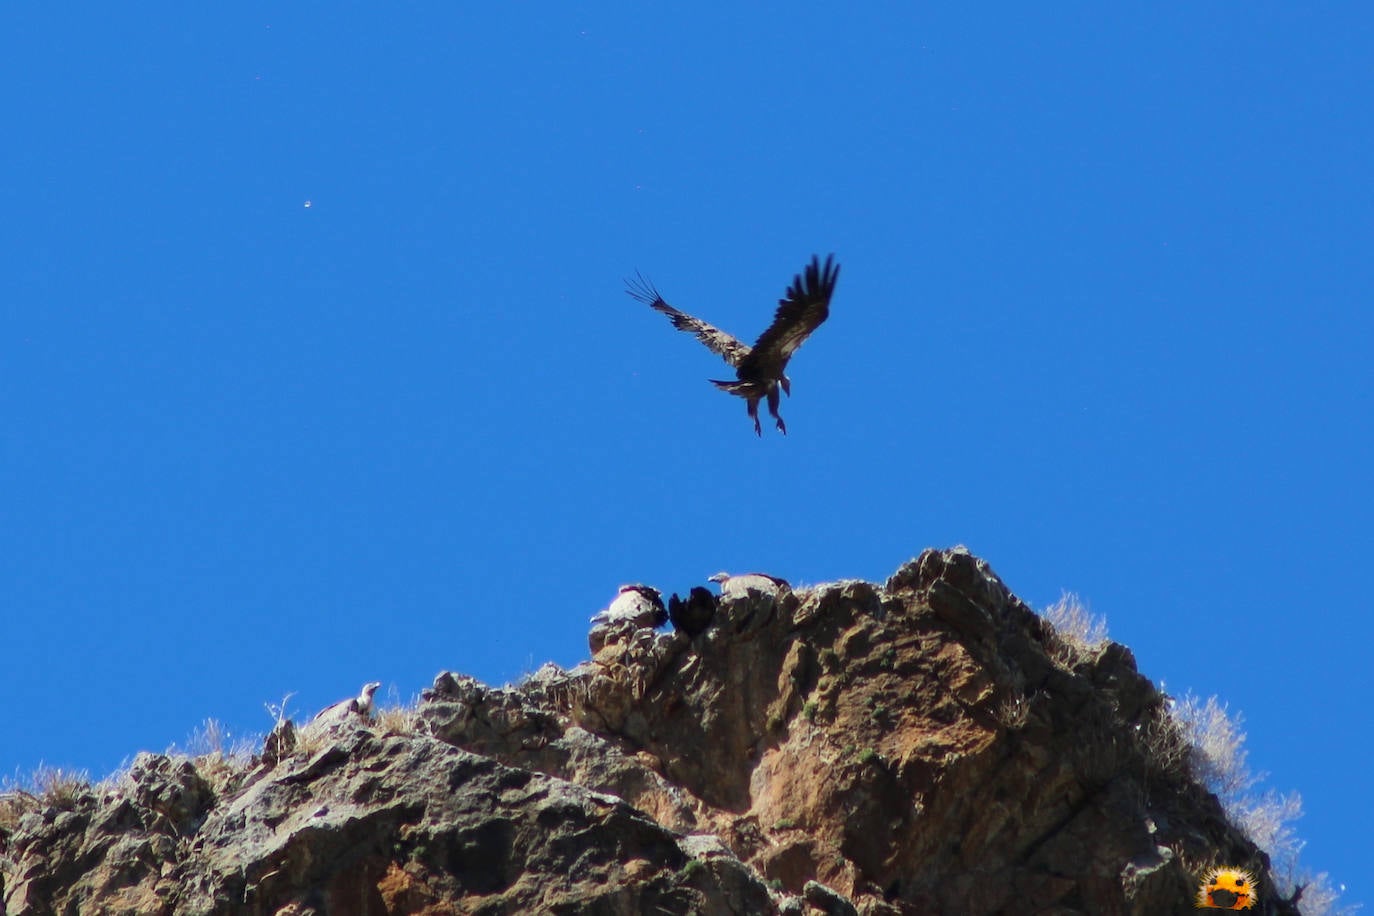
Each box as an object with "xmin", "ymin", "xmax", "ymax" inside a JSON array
[
  {"xmin": 590, "ymin": 584, "xmax": 668, "ymax": 630},
  {"xmin": 628, "ymin": 254, "xmax": 839, "ymax": 435},
  {"xmin": 668, "ymin": 586, "xmax": 718, "ymax": 637}
]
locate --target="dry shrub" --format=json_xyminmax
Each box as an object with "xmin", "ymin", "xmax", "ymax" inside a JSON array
[
  {"xmin": 1139, "ymin": 702, "xmax": 1191, "ymax": 783},
  {"xmin": 993, "ymin": 694, "xmax": 1030, "ymax": 729},
  {"xmin": 167, "ymin": 718, "xmax": 258, "ymax": 796},
  {"xmin": 1168, "ymin": 693, "xmax": 1358, "ymax": 913},
  {"xmin": 1170, "ymin": 693, "xmax": 1253, "ymax": 797},
  {"xmin": 374, "ymin": 685, "xmax": 421, "ymax": 736},
  {"xmin": 0, "ymin": 764, "xmax": 92, "ymax": 826},
  {"xmin": 1042, "ymin": 592, "xmax": 1109, "ymax": 669}
]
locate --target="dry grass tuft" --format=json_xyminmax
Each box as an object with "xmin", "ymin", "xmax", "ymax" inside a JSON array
[
  {"xmin": 993, "ymin": 692, "xmax": 1032, "ymax": 729},
  {"xmin": 181, "ymin": 718, "xmax": 260, "ymax": 761},
  {"xmin": 167, "ymin": 718, "xmax": 259, "ymax": 796},
  {"xmin": 373, "ymin": 705, "xmax": 418, "ymax": 734},
  {"xmin": 1042, "ymin": 593, "xmax": 1109, "ymax": 668},
  {"xmin": 373, "ymin": 685, "xmax": 421, "ymax": 736},
  {"xmin": 0, "ymin": 764, "xmax": 93, "ymax": 830},
  {"xmin": 1139, "ymin": 703, "xmax": 1192, "ymax": 783},
  {"xmin": 27, "ymin": 765, "xmax": 92, "ymax": 809},
  {"xmin": 0, "ymin": 790, "xmax": 30, "ymax": 832},
  {"xmin": 291, "ymin": 723, "xmax": 333, "ymax": 758}
]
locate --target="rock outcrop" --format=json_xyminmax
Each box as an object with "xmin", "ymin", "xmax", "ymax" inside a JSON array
[{"xmin": 1, "ymin": 548, "xmax": 1302, "ymax": 914}]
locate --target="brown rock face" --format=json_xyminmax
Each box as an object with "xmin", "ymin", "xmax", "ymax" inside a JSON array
[{"xmin": 1, "ymin": 548, "xmax": 1299, "ymax": 915}]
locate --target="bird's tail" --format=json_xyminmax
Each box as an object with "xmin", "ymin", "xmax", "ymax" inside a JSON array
[{"xmin": 710, "ymin": 379, "xmax": 751, "ymax": 394}]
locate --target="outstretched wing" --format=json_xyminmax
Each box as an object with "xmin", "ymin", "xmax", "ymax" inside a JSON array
[
  {"xmin": 626, "ymin": 272, "xmax": 752, "ymax": 368},
  {"xmin": 740, "ymin": 254, "xmax": 839, "ymax": 380}
]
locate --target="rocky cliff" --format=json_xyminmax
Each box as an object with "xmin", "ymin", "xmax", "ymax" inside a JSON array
[{"xmin": 1, "ymin": 548, "xmax": 1301, "ymax": 915}]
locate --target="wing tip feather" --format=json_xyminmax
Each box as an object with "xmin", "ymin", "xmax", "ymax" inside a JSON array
[{"xmin": 625, "ymin": 270, "xmax": 664, "ymax": 306}]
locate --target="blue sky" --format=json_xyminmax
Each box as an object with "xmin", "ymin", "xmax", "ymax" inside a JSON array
[{"xmin": 3, "ymin": 2, "xmax": 1369, "ymax": 902}]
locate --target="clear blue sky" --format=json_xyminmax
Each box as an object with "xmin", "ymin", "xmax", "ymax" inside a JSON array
[{"xmin": 3, "ymin": 3, "xmax": 1369, "ymax": 903}]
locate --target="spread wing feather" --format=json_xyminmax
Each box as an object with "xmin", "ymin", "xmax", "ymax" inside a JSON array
[
  {"xmin": 739, "ymin": 254, "xmax": 838, "ymax": 379},
  {"xmin": 626, "ymin": 272, "xmax": 752, "ymax": 367}
]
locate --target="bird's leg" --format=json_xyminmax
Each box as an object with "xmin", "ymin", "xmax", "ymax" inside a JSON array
[
  {"xmin": 748, "ymin": 398, "xmax": 762, "ymax": 436},
  {"xmin": 767, "ymin": 388, "xmax": 786, "ymax": 435}
]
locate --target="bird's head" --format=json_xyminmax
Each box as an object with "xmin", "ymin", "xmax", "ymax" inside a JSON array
[
  {"xmin": 708, "ymin": 571, "xmax": 730, "ymax": 585},
  {"xmin": 361, "ymin": 682, "xmax": 381, "ymax": 699}
]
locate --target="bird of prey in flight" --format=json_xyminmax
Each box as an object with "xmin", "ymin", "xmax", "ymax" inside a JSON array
[{"xmin": 627, "ymin": 254, "xmax": 839, "ymax": 435}]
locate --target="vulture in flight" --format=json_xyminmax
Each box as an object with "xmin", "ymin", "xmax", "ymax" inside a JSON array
[{"xmin": 627, "ymin": 254, "xmax": 839, "ymax": 435}]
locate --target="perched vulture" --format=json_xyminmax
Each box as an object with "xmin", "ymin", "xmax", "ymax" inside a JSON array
[
  {"xmin": 628, "ymin": 254, "xmax": 839, "ymax": 435},
  {"xmin": 313, "ymin": 681, "xmax": 381, "ymax": 725},
  {"xmin": 708, "ymin": 571, "xmax": 790, "ymax": 600},
  {"xmin": 590, "ymin": 584, "xmax": 668, "ymax": 629},
  {"xmin": 668, "ymin": 586, "xmax": 718, "ymax": 637}
]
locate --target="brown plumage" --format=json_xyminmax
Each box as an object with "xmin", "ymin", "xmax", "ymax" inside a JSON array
[{"xmin": 628, "ymin": 254, "xmax": 839, "ymax": 435}]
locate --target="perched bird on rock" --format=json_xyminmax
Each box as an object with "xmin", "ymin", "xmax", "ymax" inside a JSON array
[
  {"xmin": 589, "ymin": 584, "xmax": 667, "ymax": 654},
  {"xmin": 352, "ymin": 681, "xmax": 381, "ymax": 718},
  {"xmin": 313, "ymin": 681, "xmax": 381, "ymax": 726},
  {"xmin": 590, "ymin": 584, "xmax": 668, "ymax": 629},
  {"xmin": 709, "ymin": 571, "xmax": 790, "ymax": 600},
  {"xmin": 628, "ymin": 254, "xmax": 839, "ymax": 436},
  {"xmin": 668, "ymin": 586, "xmax": 718, "ymax": 637}
]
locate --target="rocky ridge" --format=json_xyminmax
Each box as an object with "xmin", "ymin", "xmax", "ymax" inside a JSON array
[{"xmin": 1, "ymin": 548, "xmax": 1300, "ymax": 914}]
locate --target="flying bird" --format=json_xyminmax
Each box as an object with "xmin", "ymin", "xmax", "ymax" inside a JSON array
[{"xmin": 628, "ymin": 254, "xmax": 839, "ymax": 435}]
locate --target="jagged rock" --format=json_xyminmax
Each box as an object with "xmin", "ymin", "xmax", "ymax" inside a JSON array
[
  {"xmin": 805, "ymin": 879, "xmax": 860, "ymax": 916},
  {"xmin": 2, "ymin": 549, "xmax": 1302, "ymax": 915},
  {"xmin": 259, "ymin": 718, "xmax": 297, "ymax": 769}
]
